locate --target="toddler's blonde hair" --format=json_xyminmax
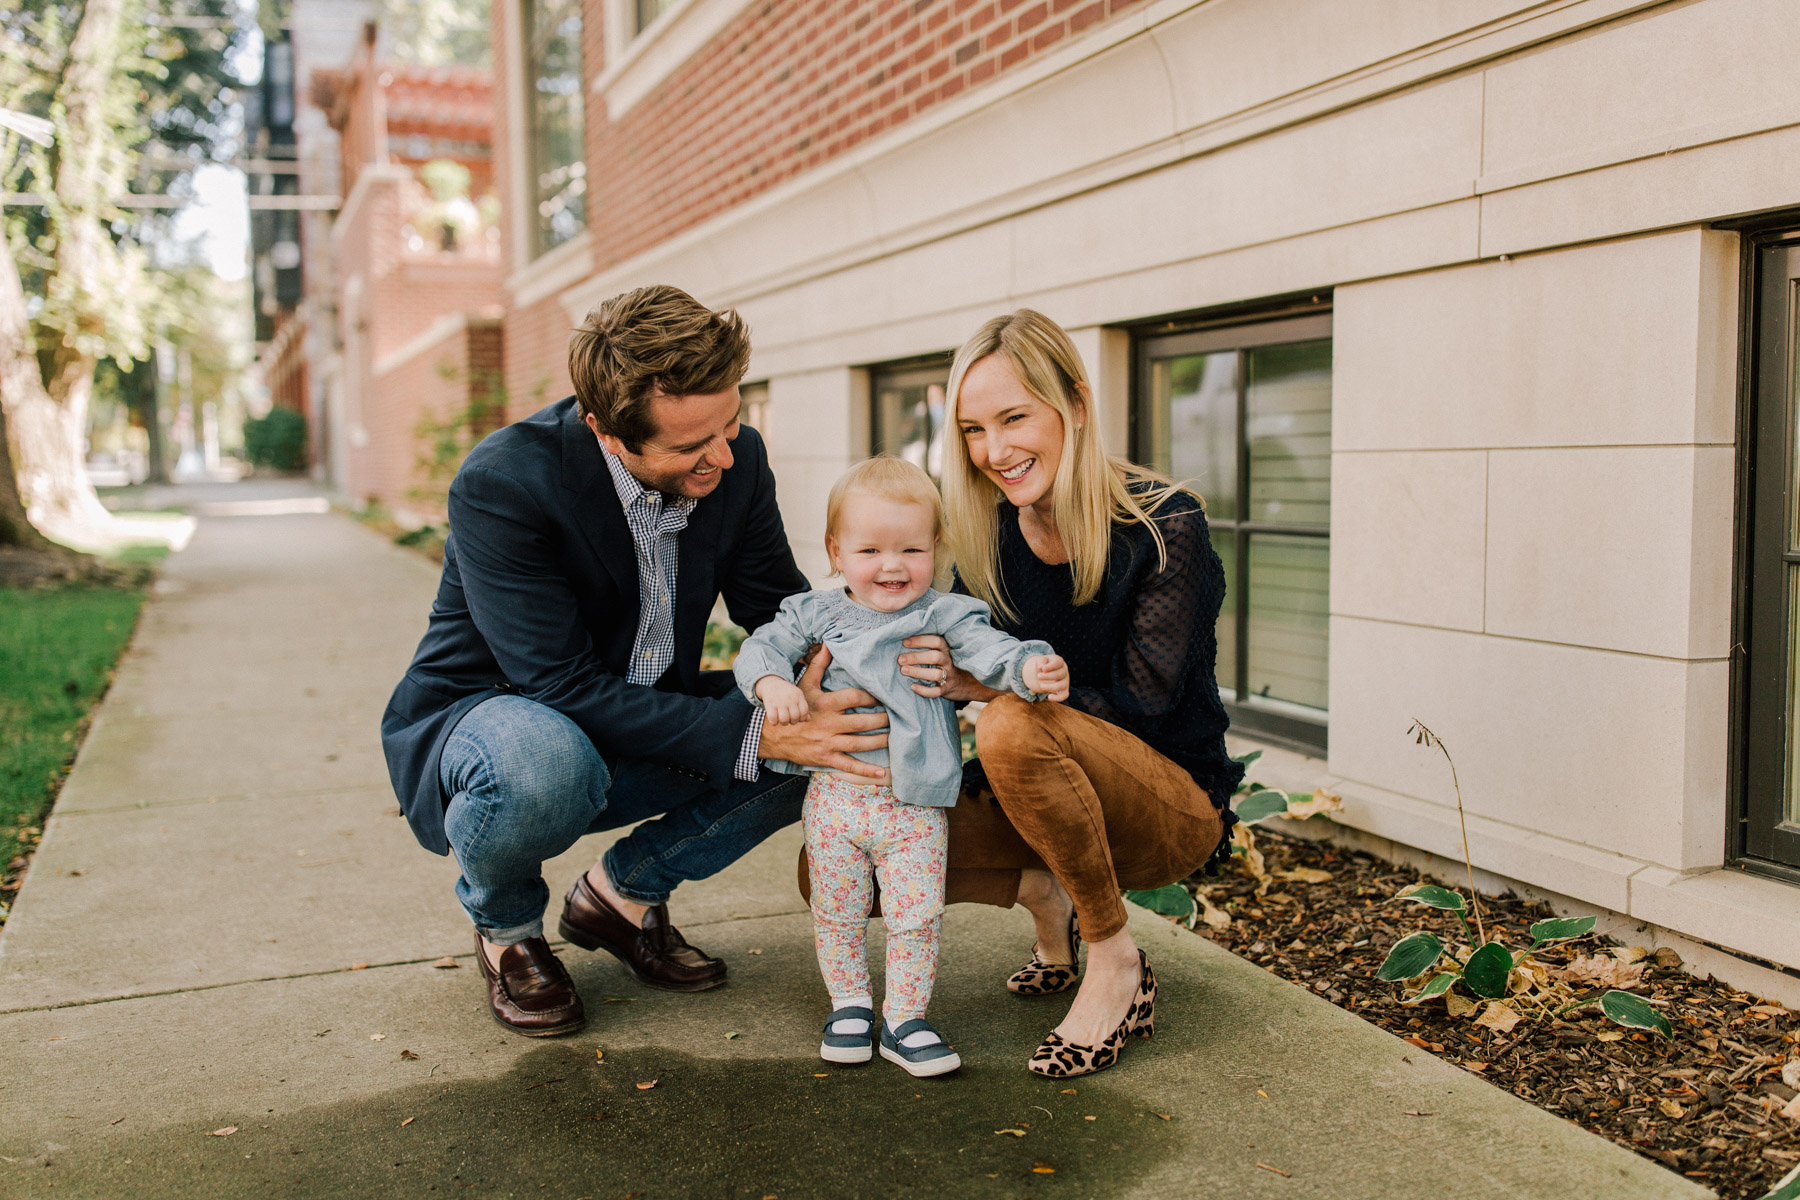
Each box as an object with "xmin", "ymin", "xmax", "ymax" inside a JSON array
[{"xmin": 824, "ymin": 457, "xmax": 945, "ymax": 565}]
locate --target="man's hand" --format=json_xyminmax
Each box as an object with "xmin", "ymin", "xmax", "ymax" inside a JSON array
[
  {"xmin": 1023, "ymin": 654, "xmax": 1070, "ymax": 703},
  {"xmin": 754, "ymin": 675, "xmax": 809, "ymax": 725},
  {"xmin": 755, "ymin": 645, "xmax": 889, "ymax": 778}
]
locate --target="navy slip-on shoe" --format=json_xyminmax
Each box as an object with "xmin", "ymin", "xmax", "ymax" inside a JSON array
[
  {"xmin": 879, "ymin": 1017, "xmax": 961, "ymax": 1077},
  {"xmin": 820, "ymin": 1005, "xmax": 875, "ymax": 1064}
]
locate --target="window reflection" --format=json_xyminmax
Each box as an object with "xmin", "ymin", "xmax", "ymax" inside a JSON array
[{"xmin": 527, "ymin": 0, "xmax": 585, "ymax": 256}]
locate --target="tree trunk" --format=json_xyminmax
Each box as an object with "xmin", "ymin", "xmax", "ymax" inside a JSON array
[{"xmin": 0, "ymin": 0, "xmax": 132, "ymax": 549}]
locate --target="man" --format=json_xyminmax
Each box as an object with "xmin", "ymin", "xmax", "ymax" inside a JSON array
[{"xmin": 381, "ymin": 285, "xmax": 886, "ymax": 1035}]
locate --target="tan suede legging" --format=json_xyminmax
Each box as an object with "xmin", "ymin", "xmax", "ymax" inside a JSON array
[{"xmin": 799, "ymin": 694, "xmax": 1225, "ymax": 943}]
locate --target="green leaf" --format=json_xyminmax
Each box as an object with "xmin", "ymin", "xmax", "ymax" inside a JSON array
[
  {"xmin": 1234, "ymin": 791, "xmax": 1289, "ymax": 824},
  {"xmin": 1755, "ymin": 1161, "xmax": 1800, "ymax": 1200},
  {"xmin": 1462, "ymin": 942, "xmax": 1514, "ymax": 999},
  {"xmin": 1231, "ymin": 749, "xmax": 1263, "ymax": 769},
  {"xmin": 1600, "ymin": 990, "xmax": 1672, "ymax": 1038},
  {"xmin": 1376, "ymin": 931, "xmax": 1444, "ymax": 982},
  {"xmin": 1527, "ymin": 916, "xmax": 1596, "ymax": 944},
  {"xmin": 1124, "ymin": 885, "xmax": 1195, "ymax": 919},
  {"xmin": 1396, "ymin": 885, "xmax": 1467, "ymax": 913},
  {"xmin": 1401, "ymin": 972, "xmax": 1458, "ymax": 1006}
]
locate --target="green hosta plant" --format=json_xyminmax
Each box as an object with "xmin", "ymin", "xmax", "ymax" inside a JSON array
[{"xmin": 1375, "ymin": 722, "xmax": 1672, "ymax": 1039}]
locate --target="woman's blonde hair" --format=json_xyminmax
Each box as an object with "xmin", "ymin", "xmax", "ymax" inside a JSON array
[
  {"xmin": 824, "ymin": 456, "xmax": 945, "ymax": 573},
  {"xmin": 941, "ymin": 309, "xmax": 1190, "ymax": 619}
]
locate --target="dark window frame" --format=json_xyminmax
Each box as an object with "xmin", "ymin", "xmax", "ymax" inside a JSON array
[
  {"xmin": 1731, "ymin": 219, "xmax": 1800, "ymax": 880},
  {"xmin": 868, "ymin": 352, "xmax": 954, "ymax": 482},
  {"xmin": 1133, "ymin": 310, "xmax": 1334, "ymax": 755}
]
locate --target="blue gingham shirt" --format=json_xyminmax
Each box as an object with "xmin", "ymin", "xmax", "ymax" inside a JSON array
[{"xmin": 602, "ymin": 446, "xmax": 764, "ymax": 782}]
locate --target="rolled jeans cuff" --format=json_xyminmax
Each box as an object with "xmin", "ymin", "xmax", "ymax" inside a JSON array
[{"xmin": 478, "ymin": 917, "xmax": 544, "ymax": 946}]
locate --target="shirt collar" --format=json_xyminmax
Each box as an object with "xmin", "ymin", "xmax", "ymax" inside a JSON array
[{"xmin": 599, "ymin": 440, "xmax": 697, "ymax": 521}]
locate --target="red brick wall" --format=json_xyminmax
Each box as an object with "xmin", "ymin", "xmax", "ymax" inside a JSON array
[
  {"xmin": 502, "ymin": 294, "xmax": 576, "ymax": 423},
  {"xmin": 348, "ymin": 317, "xmax": 506, "ymax": 517},
  {"xmin": 583, "ymin": 0, "xmax": 1147, "ymax": 271}
]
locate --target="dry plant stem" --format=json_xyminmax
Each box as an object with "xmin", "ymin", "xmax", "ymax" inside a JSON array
[{"xmin": 1412, "ymin": 719, "xmax": 1485, "ymax": 943}]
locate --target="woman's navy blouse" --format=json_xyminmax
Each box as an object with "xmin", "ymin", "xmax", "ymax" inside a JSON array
[{"xmin": 960, "ymin": 489, "xmax": 1245, "ymax": 825}]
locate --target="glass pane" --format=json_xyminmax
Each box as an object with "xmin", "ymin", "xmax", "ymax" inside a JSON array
[
  {"xmin": 528, "ymin": 0, "xmax": 586, "ymax": 256},
  {"xmin": 738, "ymin": 381, "xmax": 770, "ymax": 435},
  {"xmin": 1246, "ymin": 339, "xmax": 1332, "ymax": 527},
  {"xmin": 1246, "ymin": 533, "xmax": 1328, "ymax": 712},
  {"xmin": 1152, "ymin": 352, "xmax": 1237, "ymax": 521},
  {"xmin": 636, "ymin": 0, "xmax": 675, "ymax": 32},
  {"xmin": 872, "ymin": 373, "xmax": 948, "ymax": 480},
  {"xmin": 1212, "ymin": 529, "xmax": 1237, "ymax": 698}
]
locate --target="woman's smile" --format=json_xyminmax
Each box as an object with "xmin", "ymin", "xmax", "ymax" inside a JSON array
[{"xmin": 997, "ymin": 458, "xmax": 1036, "ymax": 485}]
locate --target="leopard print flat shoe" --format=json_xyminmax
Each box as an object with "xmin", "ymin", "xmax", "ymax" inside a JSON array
[
  {"xmin": 1026, "ymin": 951, "xmax": 1156, "ymax": 1078},
  {"xmin": 1006, "ymin": 912, "xmax": 1081, "ymax": 995}
]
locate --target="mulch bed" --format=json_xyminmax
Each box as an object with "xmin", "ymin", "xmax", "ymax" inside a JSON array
[{"xmin": 1176, "ymin": 825, "xmax": 1800, "ymax": 1200}]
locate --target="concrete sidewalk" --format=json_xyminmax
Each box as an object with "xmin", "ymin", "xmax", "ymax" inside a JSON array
[{"xmin": 0, "ymin": 481, "xmax": 1707, "ymax": 1199}]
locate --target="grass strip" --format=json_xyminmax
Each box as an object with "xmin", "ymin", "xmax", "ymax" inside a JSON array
[{"xmin": 0, "ymin": 584, "xmax": 145, "ymax": 915}]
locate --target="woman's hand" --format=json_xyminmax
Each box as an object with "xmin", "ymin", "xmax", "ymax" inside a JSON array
[
  {"xmin": 900, "ymin": 634, "xmax": 1002, "ymax": 703},
  {"xmin": 755, "ymin": 645, "xmax": 890, "ymax": 779}
]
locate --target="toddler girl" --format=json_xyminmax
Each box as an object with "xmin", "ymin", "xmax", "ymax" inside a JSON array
[{"xmin": 733, "ymin": 457, "xmax": 1068, "ymax": 1077}]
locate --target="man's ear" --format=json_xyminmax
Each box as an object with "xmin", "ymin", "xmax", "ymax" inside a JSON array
[{"xmin": 585, "ymin": 412, "xmax": 627, "ymax": 458}]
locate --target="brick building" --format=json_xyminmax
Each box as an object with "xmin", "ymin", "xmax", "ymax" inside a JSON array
[
  {"xmin": 310, "ymin": 25, "xmax": 508, "ymax": 519},
  {"xmin": 478, "ymin": 0, "xmax": 1800, "ymax": 997}
]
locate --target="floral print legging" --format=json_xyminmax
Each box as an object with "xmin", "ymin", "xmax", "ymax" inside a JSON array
[{"xmin": 803, "ymin": 774, "xmax": 948, "ymax": 1025}]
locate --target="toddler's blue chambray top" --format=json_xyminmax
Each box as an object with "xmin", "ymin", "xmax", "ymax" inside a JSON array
[{"xmin": 733, "ymin": 588, "xmax": 1052, "ymax": 807}]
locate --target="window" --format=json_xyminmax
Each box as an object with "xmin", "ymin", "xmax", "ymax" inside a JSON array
[
  {"xmin": 524, "ymin": 0, "xmax": 586, "ymax": 257},
  {"xmin": 635, "ymin": 0, "xmax": 675, "ymax": 33},
  {"xmin": 870, "ymin": 354, "xmax": 953, "ymax": 482},
  {"xmin": 1136, "ymin": 313, "xmax": 1333, "ymax": 752},
  {"xmin": 1738, "ymin": 228, "xmax": 1800, "ymax": 871},
  {"xmin": 739, "ymin": 380, "xmax": 769, "ymax": 433}
]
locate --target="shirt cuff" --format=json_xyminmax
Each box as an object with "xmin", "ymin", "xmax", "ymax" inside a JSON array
[{"xmin": 734, "ymin": 708, "xmax": 766, "ymax": 782}]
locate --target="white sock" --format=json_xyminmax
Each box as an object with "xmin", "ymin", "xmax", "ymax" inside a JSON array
[
  {"xmin": 828, "ymin": 995, "xmax": 873, "ymax": 1036},
  {"xmin": 891, "ymin": 1018, "xmax": 942, "ymax": 1049}
]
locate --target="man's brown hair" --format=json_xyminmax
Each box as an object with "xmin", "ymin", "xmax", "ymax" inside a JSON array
[{"xmin": 568, "ymin": 285, "xmax": 752, "ymax": 451}]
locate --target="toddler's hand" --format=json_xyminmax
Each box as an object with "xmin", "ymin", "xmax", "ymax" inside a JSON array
[
  {"xmin": 755, "ymin": 676, "xmax": 810, "ymax": 725},
  {"xmin": 1024, "ymin": 654, "xmax": 1069, "ymax": 703}
]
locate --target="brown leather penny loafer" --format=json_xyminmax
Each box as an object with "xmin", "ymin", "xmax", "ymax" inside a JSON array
[
  {"xmin": 559, "ymin": 871, "xmax": 726, "ymax": 992},
  {"xmin": 474, "ymin": 932, "xmax": 586, "ymax": 1037}
]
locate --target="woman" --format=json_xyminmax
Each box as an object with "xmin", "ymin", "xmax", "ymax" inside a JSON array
[{"xmin": 899, "ymin": 308, "xmax": 1242, "ymax": 1078}]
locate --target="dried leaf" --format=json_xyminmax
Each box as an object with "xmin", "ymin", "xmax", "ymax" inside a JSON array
[
  {"xmin": 1031, "ymin": 1164, "xmax": 1055, "ymax": 1174},
  {"xmin": 724, "ymin": 1031, "xmax": 741, "ymax": 1040},
  {"xmin": 1445, "ymin": 992, "xmax": 1478, "ymax": 1020},
  {"xmin": 635, "ymin": 1080, "xmax": 657, "ymax": 1090},
  {"xmin": 1783, "ymin": 1060, "xmax": 1800, "ymax": 1091},
  {"xmin": 349, "ymin": 962, "xmax": 369, "ymax": 971},
  {"xmin": 207, "ymin": 1127, "xmax": 237, "ymax": 1137},
  {"xmin": 369, "ymin": 1033, "xmax": 386, "ymax": 1042},
  {"xmin": 1277, "ymin": 867, "xmax": 1333, "ymax": 884},
  {"xmin": 995, "ymin": 1129, "xmax": 1027, "ymax": 1137},
  {"xmin": 594, "ymin": 1049, "xmax": 604, "ymax": 1062},
  {"xmin": 1749, "ymin": 1004, "xmax": 1792, "ymax": 1019},
  {"xmin": 1059, "ymin": 1089, "xmax": 1077, "ymax": 1095},
  {"xmin": 1782, "ymin": 1093, "xmax": 1800, "ymax": 1122},
  {"xmin": 1659, "ymin": 1099, "xmax": 1686, "ymax": 1119},
  {"xmin": 1461, "ymin": 1061, "xmax": 1489, "ymax": 1072},
  {"xmin": 1555, "ymin": 954, "xmax": 1644, "ymax": 990},
  {"xmin": 398, "ymin": 1049, "xmax": 418, "ymax": 1061},
  {"xmin": 1198, "ymin": 892, "xmax": 1232, "ymax": 931},
  {"xmin": 1651, "ymin": 946, "xmax": 1683, "ymax": 969},
  {"xmin": 1280, "ymin": 789, "xmax": 1342, "ymax": 820},
  {"xmin": 431, "ymin": 957, "xmax": 459, "ymax": 970},
  {"xmin": 1595, "ymin": 1030, "xmax": 1626, "ymax": 1043},
  {"xmin": 400, "ymin": 1117, "xmax": 415, "ymax": 1127},
  {"xmin": 1614, "ymin": 946, "xmax": 1651, "ymax": 965},
  {"xmin": 1474, "ymin": 1001, "xmax": 1523, "ymax": 1034}
]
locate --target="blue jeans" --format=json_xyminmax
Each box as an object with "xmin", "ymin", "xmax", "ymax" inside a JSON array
[{"xmin": 439, "ymin": 694, "xmax": 806, "ymax": 944}]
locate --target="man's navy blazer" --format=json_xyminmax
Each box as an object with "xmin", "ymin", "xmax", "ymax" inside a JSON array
[{"xmin": 380, "ymin": 396, "xmax": 809, "ymax": 855}]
